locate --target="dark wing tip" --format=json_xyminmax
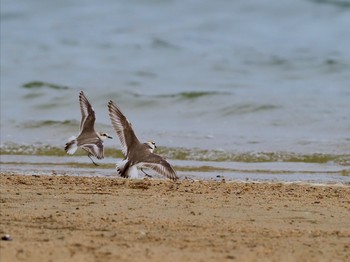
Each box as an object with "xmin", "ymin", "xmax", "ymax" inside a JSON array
[
  {"xmin": 79, "ymin": 90, "xmax": 86, "ymax": 100},
  {"xmin": 108, "ymin": 100, "xmax": 115, "ymax": 109},
  {"xmin": 158, "ymin": 157, "xmax": 178, "ymax": 181},
  {"xmin": 107, "ymin": 101, "xmax": 115, "ymax": 114},
  {"xmin": 96, "ymin": 150, "xmax": 104, "ymax": 159},
  {"xmin": 115, "ymin": 164, "xmax": 122, "ymax": 175},
  {"xmin": 116, "ymin": 166, "xmax": 128, "ymax": 178},
  {"xmin": 108, "ymin": 100, "xmax": 121, "ymax": 114},
  {"xmin": 171, "ymin": 173, "xmax": 179, "ymax": 181},
  {"xmin": 108, "ymin": 100, "xmax": 126, "ymax": 123},
  {"xmin": 79, "ymin": 91, "xmax": 90, "ymax": 106},
  {"xmin": 168, "ymin": 169, "xmax": 179, "ymax": 181}
]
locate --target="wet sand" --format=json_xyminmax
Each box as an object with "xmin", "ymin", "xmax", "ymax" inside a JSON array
[{"xmin": 1, "ymin": 174, "xmax": 349, "ymax": 261}]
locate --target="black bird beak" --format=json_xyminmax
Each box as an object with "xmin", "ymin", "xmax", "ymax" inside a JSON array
[
  {"xmin": 154, "ymin": 145, "xmax": 157, "ymax": 148},
  {"xmin": 107, "ymin": 135, "xmax": 113, "ymax": 139}
]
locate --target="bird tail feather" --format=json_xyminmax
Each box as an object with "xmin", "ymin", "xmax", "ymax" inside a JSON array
[
  {"xmin": 116, "ymin": 159, "xmax": 138, "ymax": 178},
  {"xmin": 65, "ymin": 136, "xmax": 78, "ymax": 155}
]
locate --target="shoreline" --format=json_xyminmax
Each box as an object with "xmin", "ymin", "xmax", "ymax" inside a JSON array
[
  {"xmin": 1, "ymin": 171, "xmax": 350, "ymax": 187},
  {"xmin": 1, "ymin": 174, "xmax": 350, "ymax": 261},
  {"xmin": 1, "ymin": 153, "xmax": 349, "ymax": 185}
]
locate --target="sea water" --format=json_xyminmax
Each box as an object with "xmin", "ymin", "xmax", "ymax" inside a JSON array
[{"xmin": 1, "ymin": 0, "xmax": 350, "ymax": 183}]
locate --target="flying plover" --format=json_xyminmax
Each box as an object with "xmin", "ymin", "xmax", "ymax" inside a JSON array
[
  {"xmin": 108, "ymin": 100, "xmax": 178, "ymax": 181},
  {"xmin": 65, "ymin": 91, "xmax": 112, "ymax": 165}
]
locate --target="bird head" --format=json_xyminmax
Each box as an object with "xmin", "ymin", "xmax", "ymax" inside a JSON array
[
  {"xmin": 99, "ymin": 132, "xmax": 113, "ymax": 140},
  {"xmin": 146, "ymin": 140, "xmax": 157, "ymax": 152}
]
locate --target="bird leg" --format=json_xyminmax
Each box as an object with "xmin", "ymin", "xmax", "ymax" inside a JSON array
[
  {"xmin": 141, "ymin": 168, "xmax": 152, "ymax": 178},
  {"xmin": 88, "ymin": 154, "xmax": 99, "ymax": 166}
]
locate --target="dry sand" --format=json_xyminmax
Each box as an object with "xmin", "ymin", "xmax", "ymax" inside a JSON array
[{"xmin": 0, "ymin": 174, "xmax": 349, "ymax": 262}]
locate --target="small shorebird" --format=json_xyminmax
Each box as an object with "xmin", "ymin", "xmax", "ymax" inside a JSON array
[
  {"xmin": 108, "ymin": 100, "xmax": 178, "ymax": 181},
  {"xmin": 65, "ymin": 91, "xmax": 112, "ymax": 165}
]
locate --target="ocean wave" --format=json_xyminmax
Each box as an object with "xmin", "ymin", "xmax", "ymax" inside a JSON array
[
  {"xmin": 111, "ymin": 90, "xmax": 232, "ymax": 101},
  {"xmin": 151, "ymin": 37, "xmax": 181, "ymax": 50},
  {"xmin": 310, "ymin": 0, "xmax": 350, "ymax": 8},
  {"xmin": 1, "ymin": 142, "xmax": 349, "ymax": 166},
  {"xmin": 118, "ymin": 91, "xmax": 230, "ymax": 100},
  {"xmin": 220, "ymin": 104, "xmax": 281, "ymax": 116},
  {"xmin": 22, "ymin": 81, "xmax": 71, "ymax": 90},
  {"xmin": 156, "ymin": 91, "xmax": 231, "ymax": 99},
  {"xmin": 18, "ymin": 120, "xmax": 79, "ymax": 129}
]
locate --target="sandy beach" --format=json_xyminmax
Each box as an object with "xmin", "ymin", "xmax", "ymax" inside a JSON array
[{"xmin": 0, "ymin": 174, "xmax": 349, "ymax": 261}]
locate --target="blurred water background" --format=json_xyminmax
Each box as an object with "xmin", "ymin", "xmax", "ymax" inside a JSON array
[{"xmin": 1, "ymin": 0, "xmax": 350, "ymax": 183}]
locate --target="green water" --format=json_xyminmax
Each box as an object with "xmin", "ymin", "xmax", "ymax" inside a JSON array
[
  {"xmin": 1, "ymin": 143, "xmax": 349, "ymax": 183},
  {"xmin": 1, "ymin": 142, "xmax": 349, "ymax": 165}
]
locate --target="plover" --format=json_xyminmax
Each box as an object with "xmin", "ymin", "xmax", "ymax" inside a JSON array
[
  {"xmin": 65, "ymin": 91, "xmax": 112, "ymax": 165},
  {"xmin": 108, "ymin": 100, "xmax": 178, "ymax": 181}
]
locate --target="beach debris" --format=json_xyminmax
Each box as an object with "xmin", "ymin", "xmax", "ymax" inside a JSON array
[{"xmin": 1, "ymin": 234, "xmax": 13, "ymax": 241}]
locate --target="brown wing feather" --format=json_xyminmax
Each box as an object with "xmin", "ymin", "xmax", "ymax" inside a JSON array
[
  {"xmin": 79, "ymin": 91, "xmax": 96, "ymax": 133},
  {"xmin": 108, "ymin": 100, "xmax": 140, "ymax": 156},
  {"xmin": 139, "ymin": 153, "xmax": 178, "ymax": 181},
  {"xmin": 81, "ymin": 141, "xmax": 104, "ymax": 159}
]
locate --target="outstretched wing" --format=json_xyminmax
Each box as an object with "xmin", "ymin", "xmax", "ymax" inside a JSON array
[
  {"xmin": 139, "ymin": 153, "xmax": 178, "ymax": 181},
  {"xmin": 108, "ymin": 100, "xmax": 140, "ymax": 156},
  {"xmin": 79, "ymin": 91, "xmax": 96, "ymax": 134}
]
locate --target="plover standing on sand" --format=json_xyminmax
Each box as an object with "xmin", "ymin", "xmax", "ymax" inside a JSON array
[
  {"xmin": 65, "ymin": 91, "xmax": 112, "ymax": 165},
  {"xmin": 108, "ymin": 100, "xmax": 178, "ymax": 181}
]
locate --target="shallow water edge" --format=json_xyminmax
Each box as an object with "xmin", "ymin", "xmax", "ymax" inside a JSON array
[{"xmin": 1, "ymin": 143, "xmax": 349, "ymax": 185}]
